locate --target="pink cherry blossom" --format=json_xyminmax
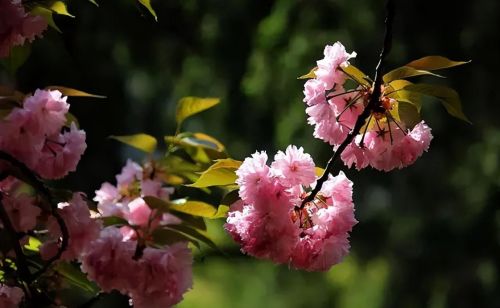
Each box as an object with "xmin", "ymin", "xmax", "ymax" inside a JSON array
[
  {"xmin": 34, "ymin": 123, "xmax": 87, "ymax": 179},
  {"xmin": 23, "ymin": 89, "xmax": 69, "ymax": 136},
  {"xmin": 271, "ymin": 145, "xmax": 316, "ymax": 187},
  {"xmin": 0, "ymin": 284, "xmax": 24, "ymax": 308},
  {"xmin": 126, "ymin": 197, "xmax": 152, "ymax": 227},
  {"xmin": 41, "ymin": 193, "xmax": 100, "ymax": 261},
  {"xmin": 0, "ymin": 0, "xmax": 47, "ymax": 58},
  {"xmin": 80, "ymin": 227, "xmax": 139, "ymax": 293},
  {"xmin": 226, "ymin": 147, "xmax": 357, "ymax": 271},
  {"xmin": 129, "ymin": 243, "xmax": 193, "ymax": 308},
  {"xmin": 0, "ymin": 176, "xmax": 40, "ymax": 233},
  {"xmin": 315, "ymin": 42, "xmax": 357, "ymax": 90},
  {"xmin": 235, "ymin": 151, "xmax": 272, "ymax": 204}
]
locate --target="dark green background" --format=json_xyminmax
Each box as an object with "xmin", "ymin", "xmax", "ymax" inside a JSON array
[{"xmin": 3, "ymin": 0, "xmax": 499, "ymax": 307}]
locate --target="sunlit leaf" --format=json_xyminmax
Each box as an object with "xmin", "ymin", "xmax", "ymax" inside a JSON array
[
  {"xmin": 31, "ymin": 6, "xmax": 61, "ymax": 32},
  {"xmin": 46, "ymin": 86, "xmax": 106, "ymax": 98},
  {"xmin": 187, "ymin": 159, "xmax": 241, "ymax": 188},
  {"xmin": 170, "ymin": 200, "xmax": 220, "ymax": 218},
  {"xmin": 49, "ymin": 1, "xmax": 74, "ymax": 17},
  {"xmin": 0, "ymin": 44, "xmax": 31, "ymax": 76},
  {"xmin": 403, "ymin": 84, "xmax": 471, "ymax": 123},
  {"xmin": 314, "ymin": 167, "xmax": 325, "ymax": 177},
  {"xmin": 298, "ymin": 66, "xmax": 317, "ymax": 79},
  {"xmin": 213, "ymin": 205, "xmax": 229, "ymax": 219},
  {"xmin": 24, "ymin": 237, "xmax": 41, "ymax": 252},
  {"xmin": 89, "ymin": 0, "xmax": 99, "ymax": 6},
  {"xmin": 175, "ymin": 97, "xmax": 220, "ymax": 127},
  {"xmin": 406, "ymin": 56, "xmax": 470, "ymax": 71},
  {"xmin": 64, "ymin": 112, "xmax": 79, "ymax": 128},
  {"xmin": 341, "ymin": 65, "xmax": 371, "ymax": 87},
  {"xmin": 110, "ymin": 133, "xmax": 157, "ymax": 153},
  {"xmin": 383, "ymin": 66, "xmax": 444, "ymax": 83},
  {"xmin": 387, "ymin": 80, "xmax": 423, "ymax": 111},
  {"xmin": 138, "ymin": 0, "xmax": 158, "ymax": 21},
  {"xmin": 166, "ymin": 133, "xmax": 225, "ymax": 152},
  {"xmin": 55, "ymin": 262, "xmax": 99, "ymax": 294}
]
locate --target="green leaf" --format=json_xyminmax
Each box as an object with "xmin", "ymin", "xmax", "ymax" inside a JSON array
[
  {"xmin": 314, "ymin": 167, "xmax": 325, "ymax": 177},
  {"xmin": 398, "ymin": 102, "xmax": 421, "ymax": 129},
  {"xmin": 24, "ymin": 237, "xmax": 41, "ymax": 252},
  {"xmin": 170, "ymin": 211, "xmax": 207, "ymax": 231},
  {"xmin": 152, "ymin": 229, "xmax": 200, "ymax": 248},
  {"xmin": 383, "ymin": 66, "xmax": 444, "ymax": 83},
  {"xmin": 175, "ymin": 97, "xmax": 220, "ymax": 128},
  {"xmin": 101, "ymin": 216, "xmax": 129, "ymax": 227},
  {"xmin": 170, "ymin": 200, "xmax": 221, "ymax": 219},
  {"xmin": 0, "ymin": 44, "xmax": 31, "ymax": 76},
  {"xmin": 65, "ymin": 112, "xmax": 79, "ymax": 128},
  {"xmin": 143, "ymin": 196, "xmax": 170, "ymax": 213},
  {"xmin": 297, "ymin": 66, "xmax": 317, "ymax": 79},
  {"xmin": 341, "ymin": 65, "xmax": 371, "ymax": 87},
  {"xmin": 30, "ymin": 6, "xmax": 62, "ymax": 32},
  {"xmin": 138, "ymin": 0, "xmax": 158, "ymax": 21},
  {"xmin": 55, "ymin": 262, "xmax": 99, "ymax": 294},
  {"xmin": 49, "ymin": 1, "xmax": 74, "ymax": 17},
  {"xmin": 89, "ymin": 0, "xmax": 99, "ymax": 6},
  {"xmin": 166, "ymin": 133, "xmax": 225, "ymax": 152},
  {"xmin": 406, "ymin": 56, "xmax": 470, "ymax": 71},
  {"xmin": 403, "ymin": 84, "xmax": 471, "ymax": 123},
  {"xmin": 110, "ymin": 133, "xmax": 157, "ymax": 153},
  {"xmin": 187, "ymin": 159, "xmax": 241, "ymax": 188},
  {"xmin": 167, "ymin": 225, "xmax": 217, "ymax": 249},
  {"xmin": 387, "ymin": 80, "xmax": 423, "ymax": 111},
  {"xmin": 213, "ymin": 205, "xmax": 229, "ymax": 219},
  {"xmin": 45, "ymin": 86, "xmax": 106, "ymax": 98}
]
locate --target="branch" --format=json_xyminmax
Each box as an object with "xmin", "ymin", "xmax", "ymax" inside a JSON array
[
  {"xmin": 0, "ymin": 151, "xmax": 69, "ymax": 282},
  {"xmin": 0, "ymin": 192, "xmax": 32, "ymax": 290},
  {"xmin": 299, "ymin": 0, "xmax": 395, "ymax": 209}
]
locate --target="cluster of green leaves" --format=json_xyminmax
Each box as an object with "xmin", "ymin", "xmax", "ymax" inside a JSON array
[{"xmin": 111, "ymin": 97, "xmax": 242, "ymax": 251}]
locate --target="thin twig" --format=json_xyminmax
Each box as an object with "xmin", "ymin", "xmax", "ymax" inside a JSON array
[{"xmin": 299, "ymin": 0, "xmax": 395, "ymax": 209}]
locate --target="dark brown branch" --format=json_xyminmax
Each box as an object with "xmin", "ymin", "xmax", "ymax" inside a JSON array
[
  {"xmin": 0, "ymin": 193, "xmax": 32, "ymax": 291},
  {"xmin": 299, "ymin": 0, "xmax": 395, "ymax": 209},
  {"xmin": 0, "ymin": 151, "xmax": 69, "ymax": 282}
]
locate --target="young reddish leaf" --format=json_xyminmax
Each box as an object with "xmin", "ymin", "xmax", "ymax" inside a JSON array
[
  {"xmin": 297, "ymin": 67, "xmax": 317, "ymax": 79},
  {"xmin": 383, "ymin": 66, "xmax": 444, "ymax": 83},
  {"xmin": 138, "ymin": 0, "xmax": 158, "ymax": 21},
  {"xmin": 403, "ymin": 84, "xmax": 471, "ymax": 123},
  {"xmin": 406, "ymin": 56, "xmax": 470, "ymax": 71},
  {"xmin": 110, "ymin": 134, "xmax": 157, "ymax": 153},
  {"xmin": 175, "ymin": 97, "xmax": 220, "ymax": 128},
  {"xmin": 45, "ymin": 86, "xmax": 106, "ymax": 98}
]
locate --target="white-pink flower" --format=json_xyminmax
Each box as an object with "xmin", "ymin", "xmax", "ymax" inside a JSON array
[
  {"xmin": 271, "ymin": 145, "xmax": 316, "ymax": 187},
  {"xmin": 315, "ymin": 42, "xmax": 357, "ymax": 90}
]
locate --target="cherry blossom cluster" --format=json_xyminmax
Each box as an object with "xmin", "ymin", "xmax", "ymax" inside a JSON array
[
  {"xmin": 0, "ymin": 0, "xmax": 47, "ymax": 58},
  {"xmin": 225, "ymin": 145, "xmax": 357, "ymax": 271},
  {"xmin": 0, "ymin": 89, "xmax": 87, "ymax": 179},
  {"xmin": 0, "ymin": 284, "xmax": 24, "ymax": 308},
  {"xmin": 85, "ymin": 159, "xmax": 192, "ymax": 307},
  {"xmin": 303, "ymin": 42, "xmax": 433, "ymax": 171}
]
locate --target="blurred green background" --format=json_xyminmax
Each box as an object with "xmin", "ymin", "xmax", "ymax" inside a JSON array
[{"xmin": 4, "ymin": 0, "xmax": 500, "ymax": 307}]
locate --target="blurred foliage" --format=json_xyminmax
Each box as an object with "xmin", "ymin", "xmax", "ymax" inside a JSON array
[{"xmin": 1, "ymin": 0, "xmax": 499, "ymax": 307}]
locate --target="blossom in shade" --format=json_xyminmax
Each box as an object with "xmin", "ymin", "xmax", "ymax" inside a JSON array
[
  {"xmin": 225, "ymin": 146, "xmax": 357, "ymax": 271},
  {"xmin": 80, "ymin": 227, "xmax": 139, "ymax": 293},
  {"xmin": 0, "ymin": 89, "xmax": 87, "ymax": 179},
  {"xmin": 0, "ymin": 284, "xmax": 24, "ymax": 308},
  {"xmin": 0, "ymin": 176, "xmax": 40, "ymax": 233},
  {"xmin": 0, "ymin": 0, "xmax": 47, "ymax": 58},
  {"xmin": 41, "ymin": 193, "xmax": 100, "ymax": 261},
  {"xmin": 129, "ymin": 243, "xmax": 193, "ymax": 308}
]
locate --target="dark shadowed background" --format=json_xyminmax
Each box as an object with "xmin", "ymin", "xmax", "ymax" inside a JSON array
[{"xmin": 5, "ymin": 0, "xmax": 500, "ymax": 307}]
